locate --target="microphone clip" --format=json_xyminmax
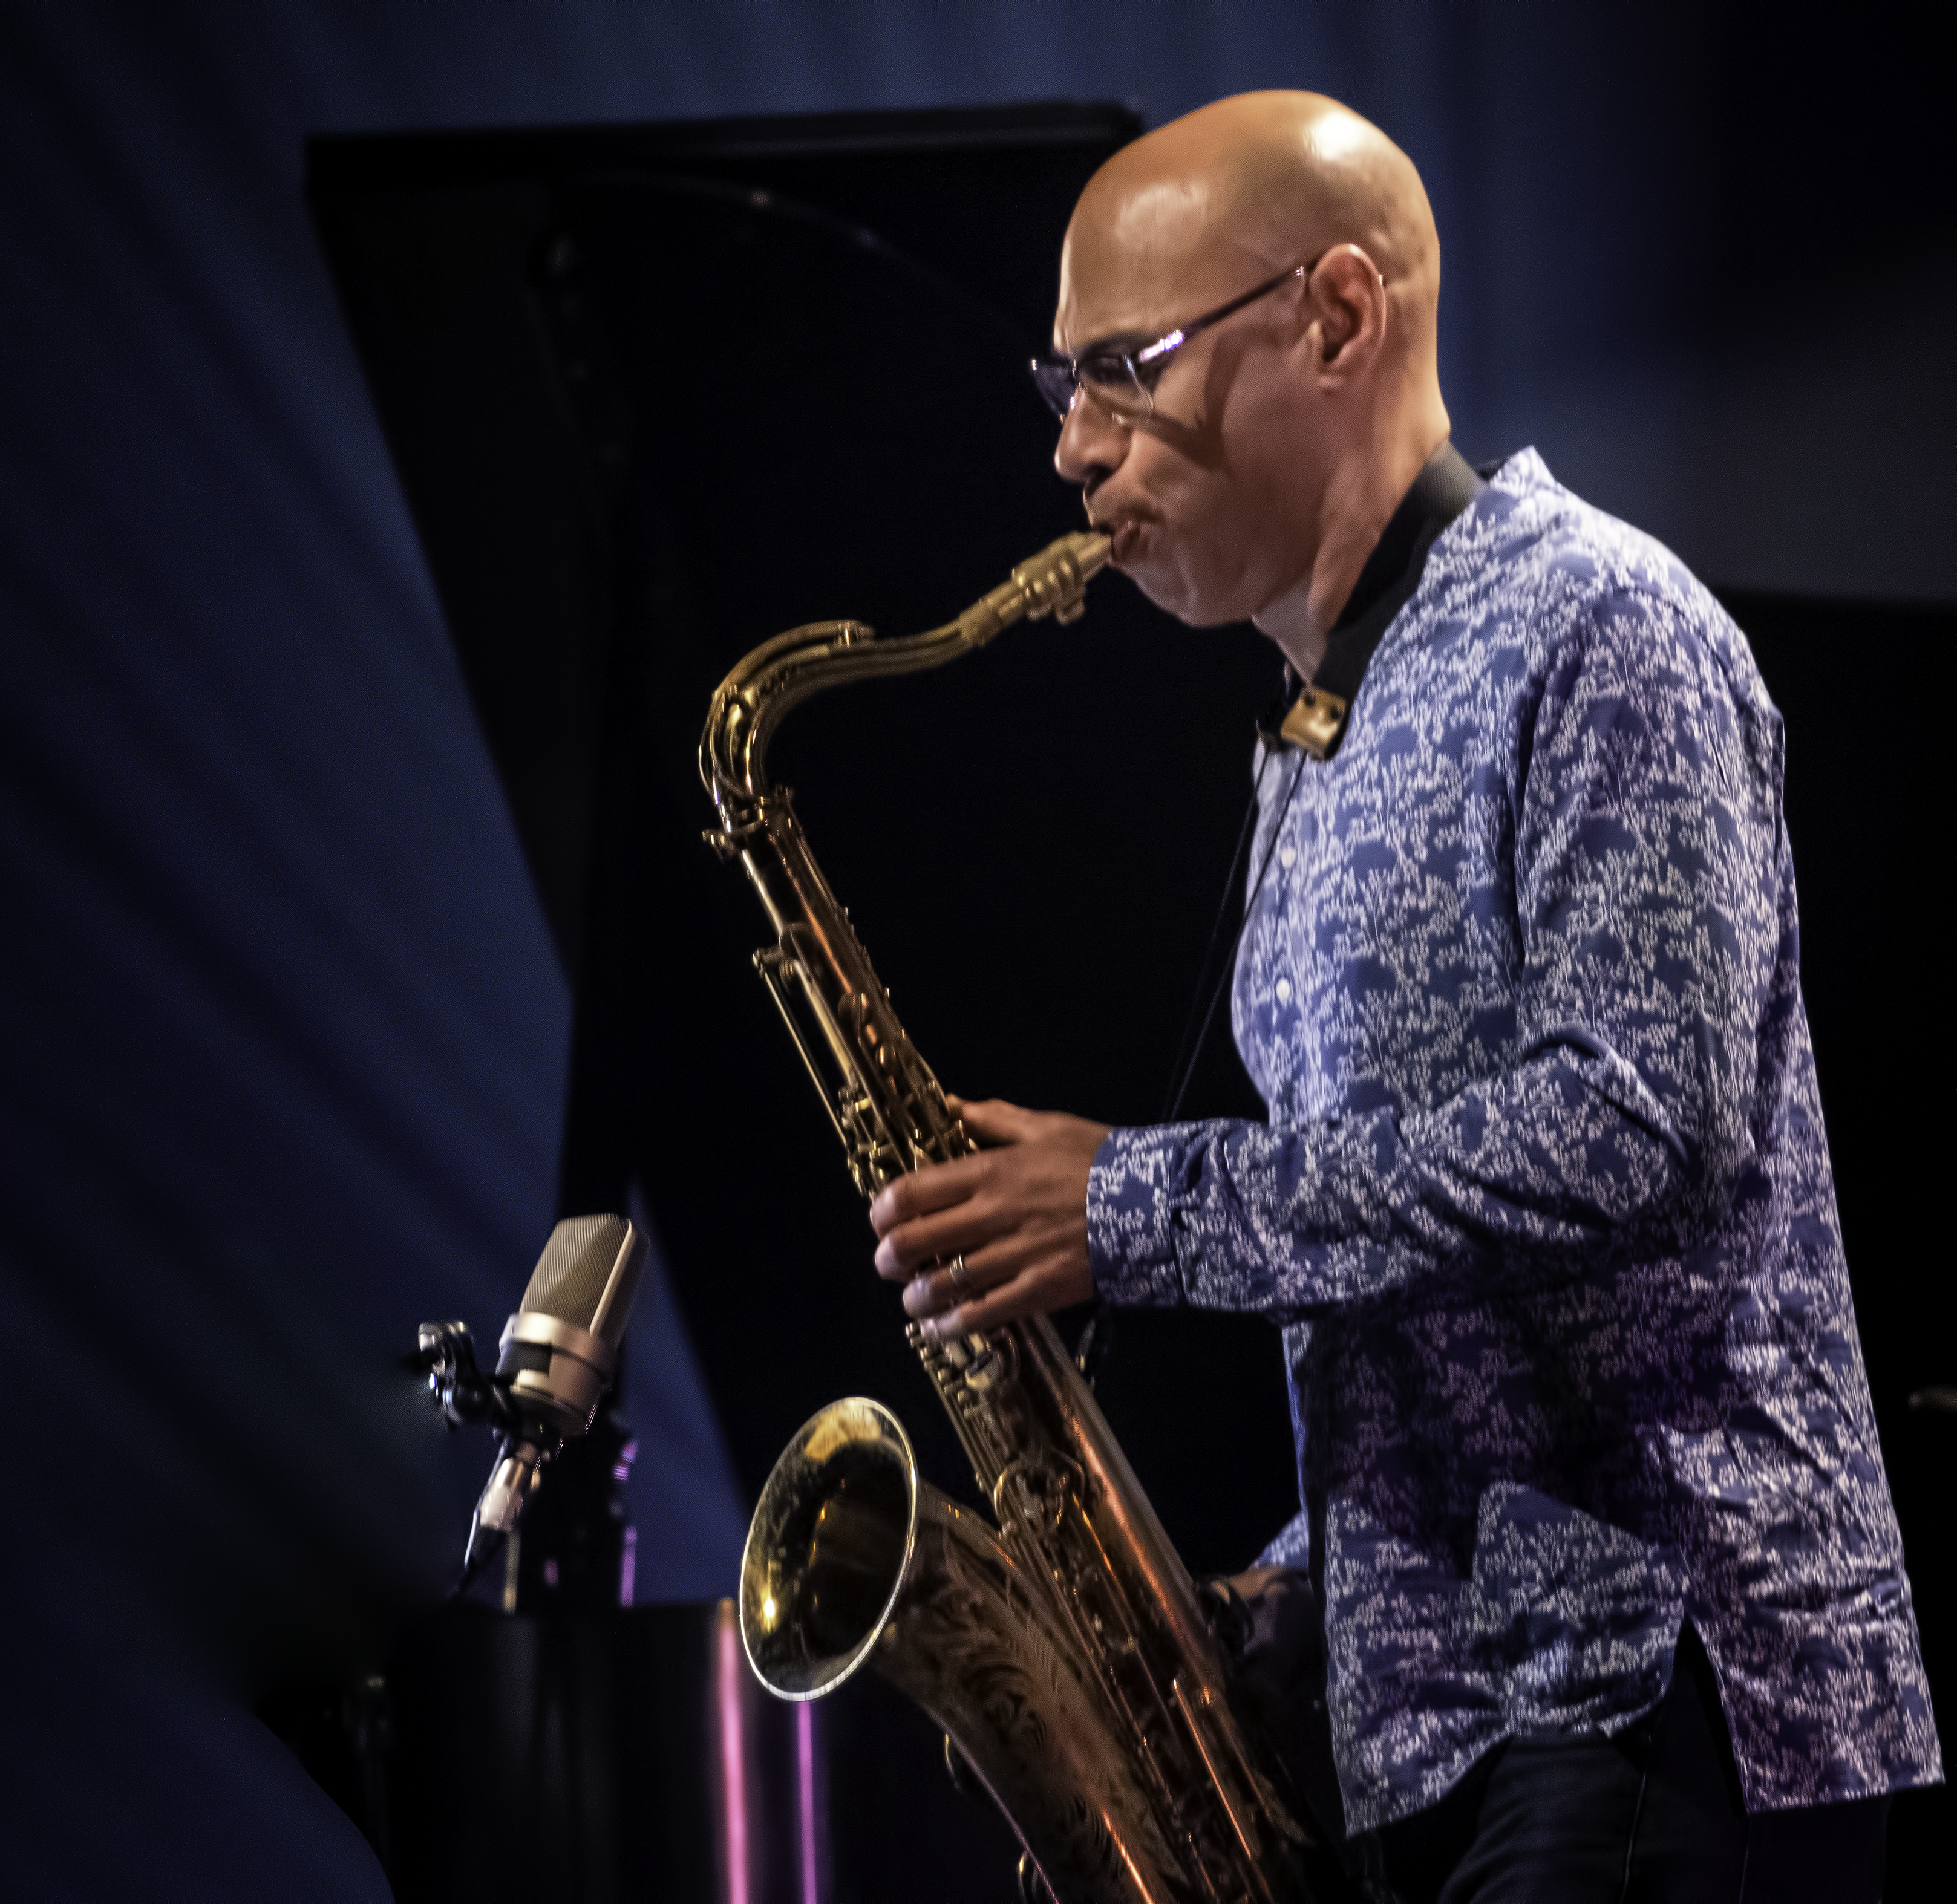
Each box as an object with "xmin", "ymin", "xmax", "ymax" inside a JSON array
[{"xmin": 415, "ymin": 1319, "xmax": 522, "ymax": 1433}]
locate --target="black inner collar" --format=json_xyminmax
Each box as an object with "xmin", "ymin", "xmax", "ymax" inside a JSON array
[{"xmin": 1260, "ymin": 440, "xmax": 1488, "ymax": 746}]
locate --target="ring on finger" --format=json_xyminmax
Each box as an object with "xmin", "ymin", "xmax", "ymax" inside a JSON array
[{"xmin": 946, "ymin": 1254, "xmax": 973, "ymax": 1299}]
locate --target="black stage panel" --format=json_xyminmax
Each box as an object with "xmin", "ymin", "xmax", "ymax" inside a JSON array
[{"xmin": 309, "ymin": 103, "xmax": 1310, "ymax": 1588}]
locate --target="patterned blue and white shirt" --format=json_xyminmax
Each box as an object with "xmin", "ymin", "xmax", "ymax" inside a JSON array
[{"xmin": 1086, "ymin": 449, "xmax": 1942, "ymax": 1834}]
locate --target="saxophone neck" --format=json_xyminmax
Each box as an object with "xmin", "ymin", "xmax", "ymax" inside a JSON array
[{"xmin": 699, "ymin": 532, "xmax": 1111, "ymax": 817}]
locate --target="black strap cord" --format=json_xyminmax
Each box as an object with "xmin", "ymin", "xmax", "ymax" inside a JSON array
[
  {"xmin": 1075, "ymin": 741, "xmax": 1304, "ymax": 1383},
  {"xmin": 1158, "ymin": 749, "xmax": 1273, "ymax": 1124},
  {"xmin": 1162, "ymin": 744, "xmax": 1307, "ymax": 1123}
]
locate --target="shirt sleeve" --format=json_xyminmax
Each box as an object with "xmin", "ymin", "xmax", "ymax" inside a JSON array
[{"xmin": 1087, "ymin": 585, "xmax": 1787, "ymax": 1319}]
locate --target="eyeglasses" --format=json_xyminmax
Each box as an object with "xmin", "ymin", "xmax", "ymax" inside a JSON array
[{"xmin": 1029, "ymin": 254, "xmax": 1323, "ymax": 423}]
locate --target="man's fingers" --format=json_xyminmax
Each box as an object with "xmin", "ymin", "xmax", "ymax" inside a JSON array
[
  {"xmin": 874, "ymin": 1199, "xmax": 1004, "ymax": 1281},
  {"xmin": 949, "ymin": 1096, "xmax": 1044, "ymax": 1145},
  {"xmin": 897, "ymin": 1233, "xmax": 1039, "ymax": 1314},
  {"xmin": 901, "ymin": 1253, "xmax": 1002, "ymax": 1319},
  {"xmin": 922, "ymin": 1276, "xmax": 1022, "ymax": 1339},
  {"xmin": 868, "ymin": 1152, "xmax": 987, "ymax": 1236},
  {"xmin": 906, "ymin": 1244, "xmax": 1096, "ymax": 1337},
  {"xmin": 923, "ymin": 1259, "xmax": 1076, "ymax": 1340},
  {"xmin": 1227, "ymin": 1565, "xmax": 1292, "ymax": 1601}
]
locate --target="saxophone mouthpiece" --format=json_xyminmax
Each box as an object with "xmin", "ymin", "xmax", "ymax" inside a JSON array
[{"xmin": 1013, "ymin": 531, "xmax": 1112, "ymax": 626}]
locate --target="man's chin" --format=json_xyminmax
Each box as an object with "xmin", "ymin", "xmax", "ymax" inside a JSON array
[{"xmin": 1112, "ymin": 550, "xmax": 1238, "ymax": 630}]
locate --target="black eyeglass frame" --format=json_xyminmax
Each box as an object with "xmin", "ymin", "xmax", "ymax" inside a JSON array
[{"xmin": 1029, "ymin": 252, "xmax": 1325, "ymax": 423}]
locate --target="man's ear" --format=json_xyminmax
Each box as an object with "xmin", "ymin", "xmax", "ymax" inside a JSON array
[{"xmin": 1309, "ymin": 245, "xmax": 1388, "ymax": 374}]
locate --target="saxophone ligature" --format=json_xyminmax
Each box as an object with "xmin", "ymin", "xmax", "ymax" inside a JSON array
[{"xmin": 699, "ymin": 535, "xmax": 1315, "ymax": 1903}]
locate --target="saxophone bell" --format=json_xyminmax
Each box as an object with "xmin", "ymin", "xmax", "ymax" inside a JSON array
[
  {"xmin": 741, "ymin": 1397, "xmax": 916, "ymax": 1700},
  {"xmin": 743, "ymin": 1399, "xmax": 1178, "ymax": 1903}
]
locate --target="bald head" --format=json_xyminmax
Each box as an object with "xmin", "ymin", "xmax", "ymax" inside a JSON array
[
  {"xmin": 1059, "ymin": 91, "xmax": 1440, "ymax": 370},
  {"xmin": 1049, "ymin": 92, "xmax": 1451, "ymax": 671}
]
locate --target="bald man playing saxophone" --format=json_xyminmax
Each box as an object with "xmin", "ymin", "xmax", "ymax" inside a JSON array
[{"xmin": 867, "ymin": 93, "xmax": 1941, "ymax": 1901}]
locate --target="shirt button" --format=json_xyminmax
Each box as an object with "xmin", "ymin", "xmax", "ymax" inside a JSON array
[
  {"xmin": 1280, "ymin": 846, "xmax": 1296, "ymax": 869},
  {"xmin": 1275, "ymin": 978, "xmax": 1293, "ymax": 1005}
]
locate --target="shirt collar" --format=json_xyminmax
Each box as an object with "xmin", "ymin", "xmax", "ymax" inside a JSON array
[{"xmin": 1259, "ymin": 440, "xmax": 1491, "ymax": 759}]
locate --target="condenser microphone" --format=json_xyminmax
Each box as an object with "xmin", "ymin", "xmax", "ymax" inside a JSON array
[{"xmin": 464, "ymin": 1213, "xmax": 649, "ymax": 1564}]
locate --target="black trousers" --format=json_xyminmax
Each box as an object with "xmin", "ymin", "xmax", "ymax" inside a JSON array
[{"xmin": 1222, "ymin": 1577, "xmax": 1892, "ymax": 1904}]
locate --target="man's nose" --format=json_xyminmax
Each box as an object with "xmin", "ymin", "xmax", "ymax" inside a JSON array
[{"xmin": 1053, "ymin": 388, "xmax": 1129, "ymax": 487}]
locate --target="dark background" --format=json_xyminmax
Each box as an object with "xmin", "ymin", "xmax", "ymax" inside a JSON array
[{"xmin": 1, "ymin": 5, "xmax": 1949, "ymax": 1899}]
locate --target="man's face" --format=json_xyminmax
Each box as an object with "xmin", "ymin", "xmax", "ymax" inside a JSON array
[{"xmin": 1051, "ymin": 224, "xmax": 1322, "ymax": 628}]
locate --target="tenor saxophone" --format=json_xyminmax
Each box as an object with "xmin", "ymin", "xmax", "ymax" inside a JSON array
[{"xmin": 701, "ymin": 535, "xmax": 1312, "ymax": 1903}]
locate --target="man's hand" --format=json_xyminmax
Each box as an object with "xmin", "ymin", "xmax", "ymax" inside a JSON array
[{"xmin": 869, "ymin": 1097, "xmax": 1111, "ymax": 1340}]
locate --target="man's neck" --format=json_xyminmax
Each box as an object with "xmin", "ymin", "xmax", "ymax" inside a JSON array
[{"xmin": 1254, "ymin": 420, "xmax": 1451, "ymax": 682}]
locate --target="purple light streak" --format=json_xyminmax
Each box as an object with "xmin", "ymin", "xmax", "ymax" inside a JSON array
[
  {"xmin": 715, "ymin": 1600, "xmax": 750, "ymax": 1904},
  {"xmin": 797, "ymin": 1699, "xmax": 819, "ymax": 1904}
]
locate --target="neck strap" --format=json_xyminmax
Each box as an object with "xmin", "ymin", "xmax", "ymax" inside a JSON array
[{"xmin": 1261, "ymin": 440, "xmax": 1488, "ymax": 760}]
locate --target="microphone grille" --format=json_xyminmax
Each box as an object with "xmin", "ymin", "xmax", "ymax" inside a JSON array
[{"xmin": 520, "ymin": 1214, "xmax": 634, "ymax": 1329}]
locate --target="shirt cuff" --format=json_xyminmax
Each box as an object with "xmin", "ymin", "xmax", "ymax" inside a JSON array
[{"xmin": 1086, "ymin": 1124, "xmax": 1191, "ymax": 1307}]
